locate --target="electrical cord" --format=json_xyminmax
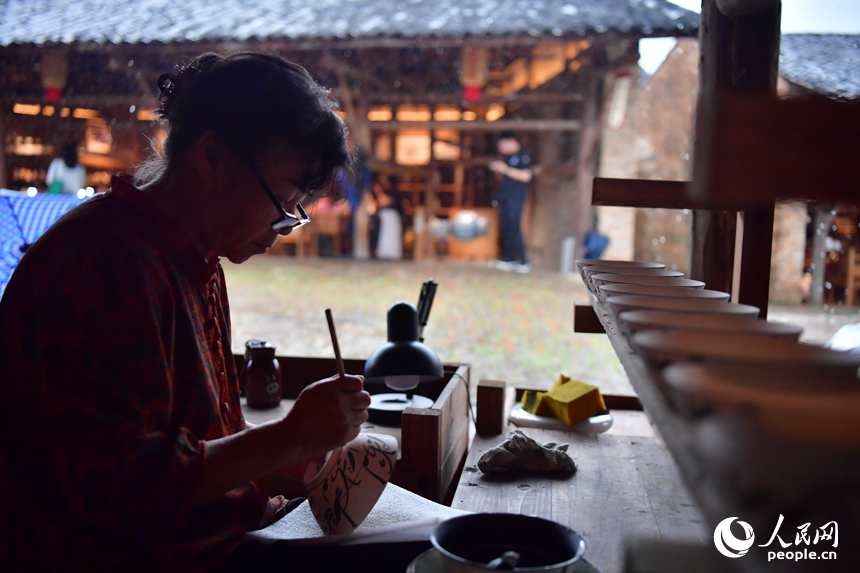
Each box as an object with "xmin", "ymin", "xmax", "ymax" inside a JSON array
[{"xmin": 444, "ymin": 370, "xmax": 476, "ymax": 425}]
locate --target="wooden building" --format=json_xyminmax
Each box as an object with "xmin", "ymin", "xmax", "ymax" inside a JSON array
[
  {"xmin": 597, "ymin": 33, "xmax": 860, "ymax": 305},
  {"xmin": 779, "ymin": 34, "xmax": 860, "ymax": 306},
  {"xmin": 0, "ymin": 0, "xmax": 698, "ymax": 268}
]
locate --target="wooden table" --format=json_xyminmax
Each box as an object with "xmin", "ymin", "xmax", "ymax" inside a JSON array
[{"xmin": 451, "ymin": 413, "xmax": 708, "ymax": 573}]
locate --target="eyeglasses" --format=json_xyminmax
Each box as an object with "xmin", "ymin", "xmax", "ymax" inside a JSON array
[{"xmin": 246, "ymin": 161, "xmax": 311, "ymax": 234}]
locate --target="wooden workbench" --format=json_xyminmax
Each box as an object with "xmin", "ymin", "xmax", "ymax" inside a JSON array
[
  {"xmin": 451, "ymin": 412, "xmax": 708, "ymax": 573},
  {"xmin": 574, "ymin": 291, "xmax": 859, "ymax": 573}
]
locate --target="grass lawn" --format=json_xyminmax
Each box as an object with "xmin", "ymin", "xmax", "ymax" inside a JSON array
[
  {"xmin": 223, "ymin": 255, "xmax": 859, "ymax": 398},
  {"xmin": 223, "ymin": 255, "xmax": 632, "ymax": 395}
]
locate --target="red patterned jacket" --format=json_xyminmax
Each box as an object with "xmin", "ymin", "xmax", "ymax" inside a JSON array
[{"xmin": 0, "ymin": 175, "xmax": 285, "ymax": 571}]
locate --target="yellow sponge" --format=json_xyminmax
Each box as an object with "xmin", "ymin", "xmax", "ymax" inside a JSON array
[
  {"xmin": 522, "ymin": 390, "xmax": 554, "ymax": 417},
  {"xmin": 544, "ymin": 379, "xmax": 606, "ymax": 426},
  {"xmin": 549, "ymin": 373, "xmax": 572, "ymax": 392}
]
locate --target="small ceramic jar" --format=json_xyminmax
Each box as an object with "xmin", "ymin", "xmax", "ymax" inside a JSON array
[{"xmin": 244, "ymin": 342, "xmax": 282, "ymax": 409}]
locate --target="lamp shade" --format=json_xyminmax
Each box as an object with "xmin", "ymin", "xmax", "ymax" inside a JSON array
[{"xmin": 364, "ymin": 301, "xmax": 443, "ymax": 391}]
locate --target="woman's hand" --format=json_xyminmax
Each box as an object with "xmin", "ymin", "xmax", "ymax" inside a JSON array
[
  {"xmin": 274, "ymin": 454, "xmax": 324, "ymax": 480},
  {"xmin": 280, "ymin": 374, "xmax": 371, "ymax": 459}
]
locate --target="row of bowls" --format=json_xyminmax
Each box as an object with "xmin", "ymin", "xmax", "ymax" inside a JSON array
[
  {"xmin": 576, "ymin": 257, "xmax": 803, "ymax": 341},
  {"xmin": 576, "ymin": 258, "xmax": 860, "ymax": 510}
]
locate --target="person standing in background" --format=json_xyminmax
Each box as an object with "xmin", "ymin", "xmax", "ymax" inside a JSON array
[
  {"xmin": 489, "ymin": 131, "xmax": 533, "ymax": 273},
  {"xmin": 349, "ymin": 147, "xmax": 372, "ymax": 259},
  {"xmin": 374, "ymin": 175, "xmax": 404, "ymax": 260},
  {"xmin": 46, "ymin": 143, "xmax": 87, "ymax": 194}
]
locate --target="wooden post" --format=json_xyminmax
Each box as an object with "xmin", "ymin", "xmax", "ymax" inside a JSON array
[
  {"xmin": 476, "ymin": 380, "xmax": 507, "ymax": 436},
  {"xmin": 692, "ymin": 0, "xmax": 782, "ymax": 314},
  {"xmin": 573, "ymin": 301, "xmax": 605, "ymax": 333},
  {"xmin": 737, "ymin": 205, "xmax": 775, "ymax": 315},
  {"xmin": 808, "ymin": 203, "xmax": 838, "ymax": 306},
  {"xmin": 416, "ymin": 166, "xmax": 440, "ymax": 261},
  {"xmin": 574, "ymin": 71, "xmax": 602, "ymax": 254},
  {"xmin": 690, "ymin": 210, "xmax": 736, "ymax": 295}
]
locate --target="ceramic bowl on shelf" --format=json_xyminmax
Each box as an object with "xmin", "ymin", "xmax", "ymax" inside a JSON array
[
  {"xmin": 692, "ymin": 414, "xmax": 860, "ymax": 522},
  {"xmin": 605, "ymin": 295, "xmax": 760, "ymax": 320},
  {"xmin": 304, "ymin": 433, "xmax": 398, "ymax": 535},
  {"xmin": 617, "ymin": 310, "xmax": 803, "ymax": 339},
  {"xmin": 574, "ymin": 259, "xmax": 664, "ymax": 283},
  {"xmin": 589, "ymin": 273, "xmax": 705, "ymax": 295},
  {"xmin": 598, "ymin": 283, "xmax": 730, "ymax": 301},
  {"xmin": 661, "ymin": 362, "xmax": 860, "ymax": 418},
  {"xmin": 582, "ymin": 265, "xmax": 683, "ymax": 288},
  {"xmin": 630, "ymin": 330, "xmax": 860, "ymax": 378}
]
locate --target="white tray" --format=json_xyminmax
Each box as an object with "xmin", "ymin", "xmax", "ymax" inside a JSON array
[{"xmin": 509, "ymin": 404, "xmax": 613, "ymax": 433}]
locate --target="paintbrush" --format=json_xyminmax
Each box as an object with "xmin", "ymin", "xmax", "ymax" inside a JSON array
[{"xmin": 325, "ymin": 308, "xmax": 346, "ymax": 378}]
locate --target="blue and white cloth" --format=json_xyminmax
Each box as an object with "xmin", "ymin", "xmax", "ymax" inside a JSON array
[{"xmin": 0, "ymin": 190, "xmax": 88, "ymax": 297}]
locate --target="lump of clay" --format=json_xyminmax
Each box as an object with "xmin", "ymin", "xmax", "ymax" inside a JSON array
[{"xmin": 477, "ymin": 429, "xmax": 577, "ymax": 474}]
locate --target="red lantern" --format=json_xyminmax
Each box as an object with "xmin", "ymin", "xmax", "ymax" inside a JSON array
[
  {"xmin": 42, "ymin": 51, "xmax": 68, "ymax": 104},
  {"xmin": 460, "ymin": 45, "xmax": 488, "ymax": 103}
]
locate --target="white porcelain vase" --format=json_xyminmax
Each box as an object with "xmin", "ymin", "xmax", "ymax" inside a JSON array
[{"xmin": 303, "ymin": 432, "xmax": 398, "ymax": 535}]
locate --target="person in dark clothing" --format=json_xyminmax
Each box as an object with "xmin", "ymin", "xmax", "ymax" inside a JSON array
[
  {"xmin": 0, "ymin": 51, "xmax": 370, "ymax": 572},
  {"xmin": 489, "ymin": 131, "xmax": 533, "ymax": 273}
]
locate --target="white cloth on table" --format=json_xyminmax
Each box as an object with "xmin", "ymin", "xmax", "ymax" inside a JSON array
[{"xmin": 248, "ymin": 483, "xmax": 467, "ymax": 545}]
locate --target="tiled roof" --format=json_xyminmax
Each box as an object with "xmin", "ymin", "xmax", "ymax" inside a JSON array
[
  {"xmin": 0, "ymin": 0, "xmax": 698, "ymax": 47},
  {"xmin": 780, "ymin": 34, "xmax": 860, "ymax": 101}
]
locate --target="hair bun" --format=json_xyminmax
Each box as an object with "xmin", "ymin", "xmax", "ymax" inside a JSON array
[
  {"xmin": 157, "ymin": 65, "xmax": 199, "ymax": 117},
  {"xmin": 157, "ymin": 72, "xmax": 177, "ymax": 98}
]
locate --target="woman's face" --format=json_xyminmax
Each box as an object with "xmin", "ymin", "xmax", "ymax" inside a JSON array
[{"xmin": 209, "ymin": 141, "xmax": 308, "ymax": 264}]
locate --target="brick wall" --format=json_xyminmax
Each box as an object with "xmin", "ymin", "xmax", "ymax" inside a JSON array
[
  {"xmin": 597, "ymin": 39, "xmax": 698, "ymax": 273},
  {"xmin": 770, "ymin": 202, "xmax": 807, "ymax": 304},
  {"xmin": 597, "ymin": 39, "xmax": 807, "ymax": 300}
]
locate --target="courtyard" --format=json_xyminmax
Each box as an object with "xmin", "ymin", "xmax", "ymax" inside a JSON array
[{"xmin": 225, "ymin": 255, "xmax": 860, "ymax": 397}]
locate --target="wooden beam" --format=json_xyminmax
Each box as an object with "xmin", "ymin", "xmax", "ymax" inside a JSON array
[
  {"xmin": 716, "ymin": 0, "xmax": 780, "ymax": 17},
  {"xmin": 369, "ymin": 119, "xmax": 581, "ymax": 131},
  {"xmin": 573, "ymin": 301, "xmax": 604, "ymax": 333},
  {"xmin": 2, "ymin": 94, "xmax": 150, "ymax": 108},
  {"xmin": 691, "ymin": 95, "xmax": 860, "ymax": 207},
  {"xmin": 322, "ymin": 50, "xmax": 389, "ymax": 94},
  {"xmin": 364, "ymin": 92, "xmax": 585, "ymax": 105},
  {"xmin": 592, "ymin": 177, "xmax": 724, "ymax": 210},
  {"xmin": 603, "ymin": 394, "xmax": 644, "ymax": 411},
  {"xmin": 21, "ymin": 30, "xmax": 695, "ymax": 57},
  {"xmin": 691, "ymin": 0, "xmax": 781, "ymax": 313},
  {"xmin": 574, "ymin": 71, "xmax": 602, "ymax": 247},
  {"xmin": 47, "ymin": 36, "xmax": 546, "ymax": 55}
]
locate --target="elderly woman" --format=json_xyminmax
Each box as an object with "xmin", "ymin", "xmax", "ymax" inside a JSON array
[{"xmin": 0, "ymin": 52, "xmax": 370, "ymax": 571}]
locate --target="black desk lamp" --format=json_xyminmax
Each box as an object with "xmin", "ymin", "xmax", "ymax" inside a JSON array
[{"xmin": 364, "ymin": 300, "xmax": 443, "ymax": 426}]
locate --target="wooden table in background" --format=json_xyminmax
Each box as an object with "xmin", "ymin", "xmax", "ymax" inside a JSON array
[{"xmin": 451, "ymin": 414, "xmax": 708, "ymax": 573}]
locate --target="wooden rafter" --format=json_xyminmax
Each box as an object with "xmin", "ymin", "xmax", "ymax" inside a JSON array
[{"xmin": 368, "ymin": 119, "xmax": 581, "ymax": 132}]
